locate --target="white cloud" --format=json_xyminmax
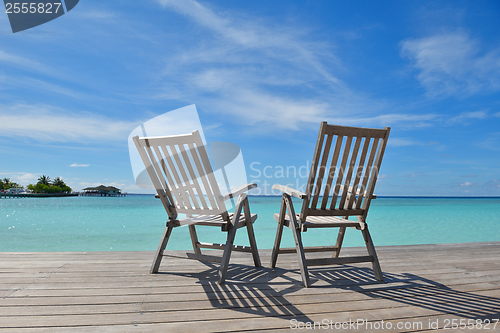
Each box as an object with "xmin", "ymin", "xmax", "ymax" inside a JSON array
[
  {"xmin": 449, "ymin": 110, "xmax": 488, "ymax": 124},
  {"xmin": 70, "ymin": 163, "xmax": 90, "ymax": 167},
  {"xmin": 333, "ymin": 113, "xmax": 438, "ymax": 128},
  {"xmin": 75, "ymin": 9, "xmax": 118, "ymax": 20},
  {"xmin": 0, "ymin": 172, "xmax": 39, "ymax": 186},
  {"xmin": 151, "ymin": 0, "xmax": 444, "ymax": 132},
  {"xmin": 6, "ymin": 76, "xmax": 88, "ymax": 99},
  {"xmin": 203, "ymin": 89, "xmax": 328, "ymax": 130},
  {"xmin": 79, "ymin": 181, "xmax": 126, "ymax": 189},
  {"xmin": 388, "ymin": 138, "xmax": 418, "ymax": 147},
  {"xmin": 0, "ymin": 50, "xmax": 49, "ymax": 72},
  {"xmin": 0, "ymin": 103, "xmax": 138, "ymax": 143},
  {"xmin": 401, "ymin": 32, "xmax": 500, "ymax": 97},
  {"xmin": 156, "ymin": 0, "xmax": 340, "ymax": 85},
  {"xmin": 480, "ymin": 132, "xmax": 500, "ymax": 151},
  {"xmin": 152, "ymin": 0, "xmax": 372, "ymax": 131}
]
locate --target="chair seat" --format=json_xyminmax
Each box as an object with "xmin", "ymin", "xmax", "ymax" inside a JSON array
[
  {"xmin": 273, "ymin": 213, "xmax": 362, "ymax": 230},
  {"xmin": 169, "ymin": 213, "xmax": 258, "ymax": 228}
]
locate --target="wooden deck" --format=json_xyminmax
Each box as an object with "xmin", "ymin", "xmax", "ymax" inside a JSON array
[{"xmin": 1, "ymin": 242, "xmax": 500, "ymax": 332}]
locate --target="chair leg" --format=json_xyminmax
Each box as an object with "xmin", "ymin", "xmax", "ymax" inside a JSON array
[
  {"xmin": 270, "ymin": 195, "xmax": 287, "ymax": 268},
  {"xmin": 188, "ymin": 225, "xmax": 201, "ymax": 255},
  {"xmin": 243, "ymin": 199, "xmax": 261, "ymax": 267},
  {"xmin": 218, "ymin": 217, "xmax": 238, "ymax": 284},
  {"xmin": 333, "ymin": 227, "xmax": 346, "ymax": 258},
  {"xmin": 151, "ymin": 225, "xmax": 173, "ymax": 274},
  {"xmin": 361, "ymin": 226, "xmax": 384, "ymax": 281},
  {"xmin": 290, "ymin": 218, "xmax": 310, "ymax": 287},
  {"xmin": 284, "ymin": 194, "xmax": 310, "ymax": 288}
]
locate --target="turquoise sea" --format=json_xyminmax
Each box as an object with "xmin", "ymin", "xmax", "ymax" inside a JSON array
[{"xmin": 1, "ymin": 195, "xmax": 499, "ymax": 252}]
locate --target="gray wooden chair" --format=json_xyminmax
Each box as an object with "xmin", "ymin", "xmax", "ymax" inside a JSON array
[
  {"xmin": 133, "ymin": 131, "xmax": 261, "ymax": 284},
  {"xmin": 270, "ymin": 122, "xmax": 390, "ymax": 287}
]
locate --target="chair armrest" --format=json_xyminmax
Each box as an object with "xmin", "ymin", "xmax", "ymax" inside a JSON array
[
  {"xmin": 272, "ymin": 184, "xmax": 307, "ymax": 200},
  {"xmin": 222, "ymin": 183, "xmax": 257, "ymax": 201}
]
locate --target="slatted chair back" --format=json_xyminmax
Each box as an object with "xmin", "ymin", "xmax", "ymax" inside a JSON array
[
  {"xmin": 133, "ymin": 131, "xmax": 228, "ymax": 219},
  {"xmin": 302, "ymin": 122, "xmax": 390, "ymax": 222}
]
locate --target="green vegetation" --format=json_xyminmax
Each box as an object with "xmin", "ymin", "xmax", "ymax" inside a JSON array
[
  {"xmin": 1, "ymin": 175, "xmax": 72, "ymax": 194},
  {"xmin": 27, "ymin": 175, "xmax": 72, "ymax": 194},
  {"xmin": 0, "ymin": 178, "xmax": 21, "ymax": 190}
]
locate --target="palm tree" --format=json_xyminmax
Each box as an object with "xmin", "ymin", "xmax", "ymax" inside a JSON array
[
  {"xmin": 52, "ymin": 177, "xmax": 66, "ymax": 187},
  {"xmin": 2, "ymin": 178, "xmax": 11, "ymax": 189},
  {"xmin": 37, "ymin": 175, "xmax": 51, "ymax": 185}
]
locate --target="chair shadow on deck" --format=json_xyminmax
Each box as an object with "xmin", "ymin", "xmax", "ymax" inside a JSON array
[
  {"xmin": 159, "ymin": 260, "xmax": 499, "ymax": 323},
  {"xmin": 159, "ymin": 262, "xmax": 314, "ymax": 323},
  {"xmin": 275, "ymin": 265, "xmax": 500, "ymax": 320}
]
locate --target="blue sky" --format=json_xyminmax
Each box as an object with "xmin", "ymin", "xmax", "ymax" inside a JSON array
[{"xmin": 1, "ymin": 0, "xmax": 499, "ymax": 196}]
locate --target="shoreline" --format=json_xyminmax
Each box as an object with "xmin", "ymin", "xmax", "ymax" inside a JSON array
[
  {"xmin": 2, "ymin": 240, "xmax": 499, "ymax": 253},
  {"xmin": 0, "ymin": 193, "xmax": 78, "ymax": 198}
]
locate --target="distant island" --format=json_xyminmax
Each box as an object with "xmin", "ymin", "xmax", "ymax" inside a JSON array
[
  {"xmin": 1, "ymin": 175, "xmax": 75, "ymax": 198},
  {"xmin": 1, "ymin": 177, "xmax": 126, "ymax": 198}
]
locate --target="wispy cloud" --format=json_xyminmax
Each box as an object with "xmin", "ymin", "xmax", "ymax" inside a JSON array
[
  {"xmin": 70, "ymin": 163, "xmax": 90, "ymax": 167},
  {"xmin": 457, "ymin": 179, "xmax": 500, "ymax": 195},
  {"xmin": 156, "ymin": 0, "xmax": 340, "ymax": 85},
  {"xmin": 449, "ymin": 110, "xmax": 488, "ymax": 124},
  {"xmin": 480, "ymin": 132, "xmax": 500, "ymax": 151},
  {"xmin": 0, "ymin": 172, "xmax": 39, "ymax": 185},
  {"xmin": 79, "ymin": 181, "xmax": 126, "ymax": 188},
  {"xmin": 0, "ymin": 103, "xmax": 137, "ymax": 142},
  {"xmin": 401, "ymin": 32, "xmax": 500, "ymax": 97},
  {"xmin": 0, "ymin": 50, "xmax": 53, "ymax": 74},
  {"xmin": 388, "ymin": 138, "xmax": 419, "ymax": 147},
  {"xmin": 153, "ymin": 0, "xmax": 441, "ymax": 132},
  {"xmin": 74, "ymin": 9, "xmax": 118, "ymax": 20},
  {"xmin": 6, "ymin": 76, "xmax": 89, "ymax": 99}
]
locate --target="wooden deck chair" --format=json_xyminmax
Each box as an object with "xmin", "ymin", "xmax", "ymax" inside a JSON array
[
  {"xmin": 133, "ymin": 131, "xmax": 261, "ymax": 284},
  {"xmin": 270, "ymin": 122, "xmax": 390, "ymax": 287}
]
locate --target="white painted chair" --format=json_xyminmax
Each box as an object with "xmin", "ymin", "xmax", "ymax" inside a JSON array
[
  {"xmin": 133, "ymin": 131, "xmax": 261, "ymax": 284},
  {"xmin": 270, "ymin": 122, "xmax": 390, "ymax": 287}
]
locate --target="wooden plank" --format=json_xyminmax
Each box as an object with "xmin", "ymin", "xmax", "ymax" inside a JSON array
[
  {"xmin": 310, "ymin": 133, "xmax": 333, "ymax": 209},
  {"xmin": 198, "ymin": 242, "xmax": 253, "ymax": 253},
  {"xmin": 330, "ymin": 135, "xmax": 352, "ymax": 209},
  {"xmin": 192, "ymin": 130, "xmax": 225, "ymax": 212},
  {"xmin": 325, "ymin": 124, "xmax": 388, "ymax": 138},
  {"xmin": 348, "ymin": 137, "xmax": 371, "ymax": 209},
  {"xmin": 162, "ymin": 251, "xmax": 222, "ymax": 263},
  {"xmin": 306, "ymin": 255, "xmax": 373, "ymax": 266},
  {"xmin": 355, "ymin": 137, "xmax": 379, "ymax": 209},
  {"xmin": 277, "ymin": 246, "xmax": 338, "ymax": 254},
  {"xmin": 159, "ymin": 144, "xmax": 194, "ymax": 210},
  {"xmin": 0, "ymin": 243, "xmax": 499, "ymax": 332},
  {"xmin": 338, "ymin": 136, "xmax": 362, "ymax": 209},
  {"xmin": 187, "ymin": 142, "xmax": 217, "ymax": 209},
  {"xmin": 321, "ymin": 134, "xmax": 343, "ymax": 209},
  {"xmin": 178, "ymin": 143, "xmax": 209, "ymax": 209}
]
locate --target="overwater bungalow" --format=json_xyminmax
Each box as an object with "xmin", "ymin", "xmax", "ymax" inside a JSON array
[{"xmin": 81, "ymin": 185, "xmax": 126, "ymax": 197}]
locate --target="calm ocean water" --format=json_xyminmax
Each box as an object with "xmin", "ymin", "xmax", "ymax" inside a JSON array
[{"xmin": 1, "ymin": 195, "xmax": 499, "ymax": 252}]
